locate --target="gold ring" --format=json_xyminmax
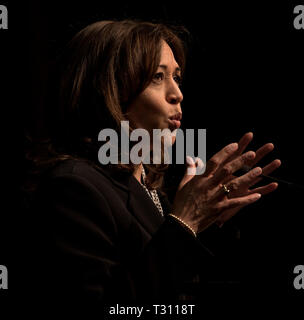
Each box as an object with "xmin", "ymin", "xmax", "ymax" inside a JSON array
[{"xmin": 222, "ymin": 184, "xmax": 230, "ymax": 195}]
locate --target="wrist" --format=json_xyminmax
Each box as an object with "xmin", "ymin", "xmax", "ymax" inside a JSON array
[{"xmin": 168, "ymin": 213, "xmax": 197, "ymax": 237}]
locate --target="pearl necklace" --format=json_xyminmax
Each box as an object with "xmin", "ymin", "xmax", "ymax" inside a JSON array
[{"xmin": 140, "ymin": 167, "xmax": 164, "ymax": 217}]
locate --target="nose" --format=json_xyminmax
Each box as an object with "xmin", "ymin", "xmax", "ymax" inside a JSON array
[{"xmin": 166, "ymin": 79, "xmax": 183, "ymax": 105}]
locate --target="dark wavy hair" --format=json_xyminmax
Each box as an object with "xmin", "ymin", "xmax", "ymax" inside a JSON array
[{"xmin": 25, "ymin": 19, "xmax": 188, "ymax": 192}]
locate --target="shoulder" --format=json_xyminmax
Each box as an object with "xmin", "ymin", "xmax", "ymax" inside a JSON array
[
  {"xmin": 47, "ymin": 159, "xmax": 106, "ymax": 181},
  {"xmin": 34, "ymin": 159, "xmax": 133, "ymax": 227},
  {"xmin": 33, "ymin": 159, "xmax": 129, "ymax": 210},
  {"xmin": 43, "ymin": 159, "xmax": 124, "ymax": 191}
]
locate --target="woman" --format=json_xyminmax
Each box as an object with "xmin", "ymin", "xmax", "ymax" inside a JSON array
[{"xmin": 27, "ymin": 19, "xmax": 281, "ymax": 312}]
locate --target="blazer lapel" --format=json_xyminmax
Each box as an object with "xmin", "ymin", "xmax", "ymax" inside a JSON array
[
  {"xmin": 127, "ymin": 176, "xmax": 165, "ymax": 235},
  {"xmin": 95, "ymin": 164, "xmax": 165, "ymax": 235}
]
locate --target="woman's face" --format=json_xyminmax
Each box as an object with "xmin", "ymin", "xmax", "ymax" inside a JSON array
[{"xmin": 126, "ymin": 41, "xmax": 183, "ymax": 144}]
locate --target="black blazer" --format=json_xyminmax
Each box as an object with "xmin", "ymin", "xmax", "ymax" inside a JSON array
[{"xmin": 27, "ymin": 159, "xmax": 233, "ymax": 314}]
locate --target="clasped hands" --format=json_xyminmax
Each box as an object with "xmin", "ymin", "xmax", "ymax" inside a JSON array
[{"xmin": 172, "ymin": 132, "xmax": 281, "ymax": 234}]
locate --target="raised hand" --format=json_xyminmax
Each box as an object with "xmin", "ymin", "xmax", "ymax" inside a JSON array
[{"xmin": 174, "ymin": 132, "xmax": 281, "ymax": 233}]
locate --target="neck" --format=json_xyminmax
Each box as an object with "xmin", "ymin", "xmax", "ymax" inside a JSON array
[{"xmin": 133, "ymin": 163, "xmax": 143, "ymax": 183}]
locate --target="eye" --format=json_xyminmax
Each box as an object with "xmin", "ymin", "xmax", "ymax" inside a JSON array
[
  {"xmin": 173, "ymin": 75, "xmax": 182, "ymax": 87},
  {"xmin": 153, "ymin": 72, "xmax": 164, "ymax": 83}
]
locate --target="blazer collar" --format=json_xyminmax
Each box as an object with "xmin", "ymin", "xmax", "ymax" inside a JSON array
[
  {"xmin": 127, "ymin": 176, "xmax": 165, "ymax": 234},
  {"xmin": 95, "ymin": 165, "xmax": 165, "ymax": 235}
]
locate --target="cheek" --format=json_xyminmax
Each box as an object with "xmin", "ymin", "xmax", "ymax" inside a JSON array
[
  {"xmin": 127, "ymin": 89, "xmax": 168, "ymax": 130},
  {"xmin": 144, "ymin": 97, "xmax": 168, "ymax": 129},
  {"xmin": 141, "ymin": 91, "xmax": 167, "ymax": 116}
]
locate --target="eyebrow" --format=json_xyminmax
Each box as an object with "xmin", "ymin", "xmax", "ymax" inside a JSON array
[{"xmin": 158, "ymin": 65, "xmax": 181, "ymax": 72}]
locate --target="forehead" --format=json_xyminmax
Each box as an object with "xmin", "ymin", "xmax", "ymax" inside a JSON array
[{"xmin": 159, "ymin": 41, "xmax": 180, "ymax": 69}]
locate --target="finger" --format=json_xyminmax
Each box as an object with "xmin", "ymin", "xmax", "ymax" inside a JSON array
[
  {"xmin": 216, "ymin": 193, "xmax": 261, "ymax": 217},
  {"xmin": 215, "ymin": 189, "xmax": 261, "ymax": 226},
  {"xmin": 251, "ymin": 159, "xmax": 281, "ymax": 185},
  {"xmin": 248, "ymin": 182, "xmax": 278, "ymax": 196},
  {"xmin": 262, "ymin": 159, "xmax": 281, "ymax": 176},
  {"xmin": 185, "ymin": 155, "xmax": 197, "ymax": 176},
  {"xmin": 230, "ymin": 132, "xmax": 253, "ymax": 159},
  {"xmin": 186, "ymin": 156, "xmax": 205, "ymax": 176},
  {"xmin": 178, "ymin": 156, "xmax": 196, "ymax": 190},
  {"xmin": 203, "ymin": 142, "xmax": 238, "ymax": 177},
  {"xmin": 210, "ymin": 151, "xmax": 256, "ymax": 187},
  {"xmin": 216, "ymin": 193, "xmax": 261, "ymax": 215},
  {"xmin": 237, "ymin": 132, "xmax": 254, "ymax": 154},
  {"xmin": 179, "ymin": 156, "xmax": 204, "ymax": 190},
  {"xmin": 193, "ymin": 157, "xmax": 205, "ymax": 175},
  {"xmin": 231, "ymin": 166, "xmax": 263, "ymax": 190},
  {"xmin": 247, "ymin": 143, "xmax": 274, "ymax": 168},
  {"xmin": 212, "ymin": 167, "xmax": 262, "ymax": 200}
]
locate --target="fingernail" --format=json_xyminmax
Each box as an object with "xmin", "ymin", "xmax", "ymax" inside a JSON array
[
  {"xmin": 229, "ymin": 143, "xmax": 238, "ymax": 151},
  {"xmin": 252, "ymin": 167, "xmax": 262, "ymax": 176},
  {"xmin": 275, "ymin": 159, "xmax": 282, "ymax": 166},
  {"xmin": 254, "ymin": 193, "xmax": 261, "ymax": 200},
  {"xmin": 247, "ymin": 151, "xmax": 255, "ymax": 159},
  {"xmin": 186, "ymin": 156, "xmax": 195, "ymax": 166}
]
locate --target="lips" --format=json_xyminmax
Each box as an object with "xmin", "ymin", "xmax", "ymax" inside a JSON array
[
  {"xmin": 168, "ymin": 119, "xmax": 181, "ymax": 130},
  {"xmin": 168, "ymin": 112, "xmax": 182, "ymax": 130}
]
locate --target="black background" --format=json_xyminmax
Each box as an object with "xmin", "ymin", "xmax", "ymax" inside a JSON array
[{"xmin": 1, "ymin": 0, "xmax": 303, "ymax": 315}]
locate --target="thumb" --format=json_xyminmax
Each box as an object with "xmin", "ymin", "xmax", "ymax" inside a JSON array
[{"xmin": 178, "ymin": 156, "xmax": 204, "ymax": 191}]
